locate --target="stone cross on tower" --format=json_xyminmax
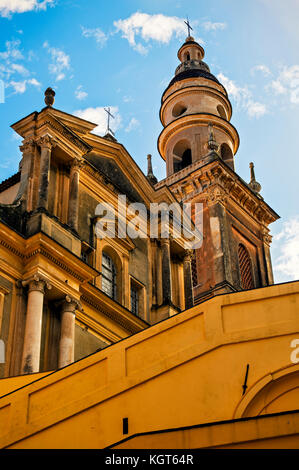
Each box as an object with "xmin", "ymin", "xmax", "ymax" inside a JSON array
[
  {"xmin": 104, "ymin": 107, "xmax": 115, "ymax": 136},
  {"xmin": 184, "ymin": 18, "xmax": 193, "ymax": 37}
]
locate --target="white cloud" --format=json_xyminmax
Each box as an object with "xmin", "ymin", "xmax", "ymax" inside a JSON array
[
  {"xmin": 217, "ymin": 72, "xmax": 267, "ymax": 118},
  {"xmin": 247, "ymin": 101, "xmax": 267, "ymax": 118},
  {"xmin": 270, "ymin": 79, "xmax": 287, "ymax": 95},
  {"xmin": 114, "ymin": 12, "xmax": 187, "ymax": 54},
  {"xmin": 202, "ymin": 21, "xmax": 227, "ymax": 31},
  {"xmin": 9, "ymin": 77, "xmax": 41, "ymax": 93},
  {"xmin": 0, "ymin": 40, "xmax": 23, "ymax": 62},
  {"xmin": 125, "ymin": 117, "xmax": 140, "ymax": 133},
  {"xmin": 43, "ymin": 41, "xmax": 70, "ymax": 81},
  {"xmin": 251, "ymin": 65, "xmax": 271, "ymax": 77},
  {"xmin": 81, "ymin": 26, "xmax": 107, "ymax": 48},
  {"xmin": 0, "ymin": 0, "xmax": 54, "ymax": 18},
  {"xmin": 10, "ymin": 63, "xmax": 29, "ymax": 75},
  {"xmin": 73, "ymin": 106, "xmax": 122, "ymax": 136},
  {"xmin": 75, "ymin": 85, "xmax": 88, "ymax": 100},
  {"xmin": 0, "ymin": 39, "xmax": 40, "ymax": 94},
  {"xmin": 272, "ymin": 217, "xmax": 299, "ymax": 282},
  {"xmin": 268, "ymin": 65, "xmax": 299, "ymax": 105}
]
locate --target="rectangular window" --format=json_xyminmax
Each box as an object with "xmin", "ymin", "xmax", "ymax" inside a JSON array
[
  {"xmin": 130, "ymin": 278, "xmax": 145, "ymax": 318},
  {"xmin": 131, "ymin": 284, "xmax": 139, "ymax": 316},
  {"xmin": 102, "ymin": 253, "xmax": 117, "ymax": 300}
]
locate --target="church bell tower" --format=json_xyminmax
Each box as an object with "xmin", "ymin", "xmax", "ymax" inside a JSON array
[{"xmin": 156, "ymin": 34, "xmax": 279, "ymax": 304}]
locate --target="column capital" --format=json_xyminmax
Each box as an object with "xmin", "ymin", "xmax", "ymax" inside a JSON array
[
  {"xmin": 261, "ymin": 226, "xmax": 272, "ymax": 246},
  {"xmin": 36, "ymin": 134, "xmax": 57, "ymax": 150},
  {"xmin": 19, "ymin": 138, "xmax": 35, "ymax": 156},
  {"xmin": 22, "ymin": 274, "xmax": 52, "ymax": 293},
  {"xmin": 183, "ymin": 249, "xmax": 194, "ymax": 263},
  {"xmin": 160, "ymin": 236, "xmax": 171, "ymax": 246},
  {"xmin": 60, "ymin": 295, "xmax": 83, "ymax": 315},
  {"xmin": 70, "ymin": 157, "xmax": 85, "ymax": 172}
]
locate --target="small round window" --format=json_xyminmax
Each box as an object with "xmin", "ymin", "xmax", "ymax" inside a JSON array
[{"xmin": 172, "ymin": 103, "xmax": 187, "ymax": 118}]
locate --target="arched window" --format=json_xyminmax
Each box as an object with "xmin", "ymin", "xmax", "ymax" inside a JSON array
[
  {"xmin": 238, "ymin": 244, "xmax": 254, "ymax": 290},
  {"xmin": 102, "ymin": 252, "xmax": 117, "ymax": 300},
  {"xmin": 186, "ymin": 52, "xmax": 190, "ymax": 61},
  {"xmin": 220, "ymin": 143, "xmax": 234, "ymax": 169},
  {"xmin": 173, "ymin": 140, "xmax": 192, "ymax": 173},
  {"xmin": 217, "ymin": 105, "xmax": 226, "ymax": 119}
]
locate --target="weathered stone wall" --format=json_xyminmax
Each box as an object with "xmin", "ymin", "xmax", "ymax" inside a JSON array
[
  {"xmin": 78, "ymin": 190, "xmax": 99, "ymax": 244},
  {"xmin": 74, "ymin": 324, "xmax": 107, "ymax": 361}
]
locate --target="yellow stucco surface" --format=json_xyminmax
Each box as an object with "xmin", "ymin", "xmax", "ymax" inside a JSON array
[{"xmin": 0, "ymin": 281, "xmax": 298, "ymax": 449}]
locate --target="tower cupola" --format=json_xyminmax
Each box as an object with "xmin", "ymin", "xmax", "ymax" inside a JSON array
[{"xmin": 158, "ymin": 37, "xmax": 239, "ymax": 176}]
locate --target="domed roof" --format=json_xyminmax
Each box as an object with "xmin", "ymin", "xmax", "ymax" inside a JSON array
[
  {"xmin": 163, "ymin": 37, "xmax": 226, "ymax": 97},
  {"xmin": 168, "ymin": 68, "xmax": 220, "ymax": 88}
]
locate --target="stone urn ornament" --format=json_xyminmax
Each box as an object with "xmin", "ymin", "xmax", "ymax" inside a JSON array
[{"xmin": 44, "ymin": 87, "xmax": 55, "ymax": 107}]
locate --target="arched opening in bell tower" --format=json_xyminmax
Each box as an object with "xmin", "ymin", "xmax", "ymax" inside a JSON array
[
  {"xmin": 217, "ymin": 105, "xmax": 226, "ymax": 119},
  {"xmin": 173, "ymin": 140, "xmax": 192, "ymax": 173},
  {"xmin": 172, "ymin": 102, "xmax": 187, "ymax": 118},
  {"xmin": 220, "ymin": 143, "xmax": 234, "ymax": 169}
]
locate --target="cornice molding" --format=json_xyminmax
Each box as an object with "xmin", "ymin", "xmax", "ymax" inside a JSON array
[
  {"xmin": 81, "ymin": 291, "xmax": 146, "ymax": 335},
  {"xmin": 35, "ymin": 117, "xmax": 91, "ymax": 154},
  {"xmin": 168, "ymin": 161, "xmax": 278, "ymax": 226}
]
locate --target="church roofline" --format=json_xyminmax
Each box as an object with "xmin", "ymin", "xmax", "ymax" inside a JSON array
[{"xmin": 155, "ymin": 156, "xmax": 280, "ymax": 222}]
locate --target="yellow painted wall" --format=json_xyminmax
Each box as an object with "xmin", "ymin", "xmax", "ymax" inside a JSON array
[
  {"xmin": 112, "ymin": 410, "xmax": 299, "ymax": 449},
  {"xmin": 0, "ymin": 281, "xmax": 298, "ymax": 449}
]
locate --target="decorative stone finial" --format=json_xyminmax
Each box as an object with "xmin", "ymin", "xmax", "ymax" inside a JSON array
[
  {"xmin": 249, "ymin": 162, "xmax": 262, "ymax": 194},
  {"xmin": 146, "ymin": 154, "xmax": 158, "ymax": 185},
  {"xmin": 44, "ymin": 87, "xmax": 55, "ymax": 107}
]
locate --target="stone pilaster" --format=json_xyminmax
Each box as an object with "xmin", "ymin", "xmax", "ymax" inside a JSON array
[
  {"xmin": 262, "ymin": 226, "xmax": 274, "ymax": 285},
  {"xmin": 58, "ymin": 296, "xmax": 81, "ymax": 368},
  {"xmin": 183, "ymin": 250, "xmax": 194, "ymax": 310},
  {"xmin": 67, "ymin": 157, "xmax": 84, "ymax": 232},
  {"xmin": 207, "ymin": 185, "xmax": 234, "ymax": 293},
  {"xmin": 21, "ymin": 275, "xmax": 51, "ymax": 374},
  {"xmin": 15, "ymin": 138, "xmax": 36, "ymax": 210},
  {"xmin": 160, "ymin": 237, "xmax": 173, "ymax": 305},
  {"xmin": 36, "ymin": 135, "xmax": 56, "ymax": 210},
  {"xmin": 9, "ymin": 281, "xmax": 27, "ymax": 376}
]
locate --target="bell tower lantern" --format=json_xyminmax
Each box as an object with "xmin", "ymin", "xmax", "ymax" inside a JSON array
[{"xmin": 158, "ymin": 36, "xmax": 239, "ymax": 176}]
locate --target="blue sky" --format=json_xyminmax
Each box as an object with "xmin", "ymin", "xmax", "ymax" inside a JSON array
[{"xmin": 0, "ymin": 0, "xmax": 299, "ymax": 283}]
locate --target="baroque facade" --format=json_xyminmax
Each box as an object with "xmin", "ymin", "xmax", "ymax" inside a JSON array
[{"xmin": 0, "ymin": 36, "xmax": 298, "ymax": 449}]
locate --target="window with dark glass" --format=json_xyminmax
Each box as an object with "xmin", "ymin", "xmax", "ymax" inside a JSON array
[
  {"xmin": 131, "ymin": 284, "xmax": 139, "ymax": 316},
  {"xmin": 102, "ymin": 253, "xmax": 117, "ymax": 300}
]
